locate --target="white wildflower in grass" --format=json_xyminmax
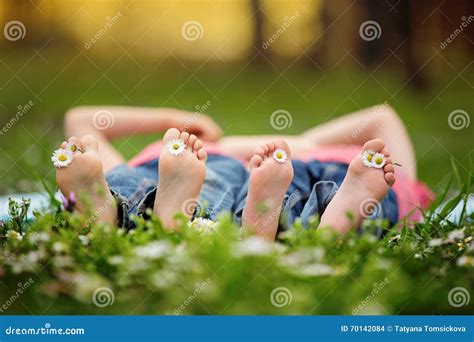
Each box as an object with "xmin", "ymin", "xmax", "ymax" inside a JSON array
[
  {"xmin": 166, "ymin": 138, "xmax": 186, "ymax": 156},
  {"xmin": 361, "ymin": 150, "xmax": 386, "ymax": 168},
  {"xmin": 188, "ymin": 217, "xmax": 216, "ymax": 232},
  {"xmin": 65, "ymin": 142, "xmax": 80, "ymax": 155},
  {"xmin": 233, "ymin": 236, "xmax": 274, "ymax": 257},
  {"xmin": 78, "ymin": 235, "xmax": 90, "ymax": 246},
  {"xmin": 273, "ymin": 149, "xmax": 288, "ymax": 163},
  {"xmin": 428, "ymin": 238, "xmax": 444, "ymax": 247},
  {"xmin": 6, "ymin": 230, "xmax": 23, "ymax": 241},
  {"xmin": 448, "ymin": 228, "xmax": 465, "ymax": 241},
  {"xmin": 456, "ymin": 255, "xmax": 474, "ymax": 267},
  {"xmin": 134, "ymin": 241, "xmax": 172, "ymax": 260},
  {"xmin": 51, "ymin": 148, "xmax": 73, "ymax": 168}
]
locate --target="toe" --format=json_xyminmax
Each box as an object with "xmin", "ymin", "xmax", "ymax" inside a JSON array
[
  {"xmin": 163, "ymin": 128, "xmax": 181, "ymax": 142},
  {"xmin": 188, "ymin": 134, "xmax": 198, "ymax": 150},
  {"xmin": 197, "ymin": 148, "xmax": 207, "ymax": 161},
  {"xmin": 180, "ymin": 131, "xmax": 190, "ymax": 144},
  {"xmin": 266, "ymin": 142, "xmax": 275, "ymax": 156},
  {"xmin": 60, "ymin": 141, "xmax": 68, "ymax": 148},
  {"xmin": 383, "ymin": 164, "xmax": 394, "ymax": 174},
  {"xmin": 273, "ymin": 139, "xmax": 291, "ymax": 158},
  {"xmin": 381, "ymin": 148, "xmax": 391, "ymax": 157},
  {"xmin": 249, "ymin": 155, "xmax": 263, "ymax": 169},
  {"xmin": 80, "ymin": 135, "xmax": 99, "ymax": 153},
  {"xmin": 363, "ymin": 138, "xmax": 385, "ymax": 153},
  {"xmin": 254, "ymin": 146, "xmax": 266, "ymax": 158},
  {"xmin": 193, "ymin": 139, "xmax": 204, "ymax": 153},
  {"xmin": 385, "ymin": 172, "xmax": 396, "ymax": 186}
]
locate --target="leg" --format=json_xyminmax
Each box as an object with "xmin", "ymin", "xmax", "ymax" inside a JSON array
[
  {"xmin": 242, "ymin": 140, "xmax": 294, "ymax": 241},
  {"xmin": 153, "ymin": 128, "xmax": 207, "ymax": 230},
  {"xmin": 56, "ymin": 136, "xmax": 117, "ymax": 225},
  {"xmin": 319, "ymin": 139, "xmax": 395, "ymax": 234},
  {"xmin": 301, "ymin": 104, "xmax": 416, "ymax": 179}
]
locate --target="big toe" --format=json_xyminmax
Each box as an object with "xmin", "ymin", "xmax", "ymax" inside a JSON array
[
  {"xmin": 163, "ymin": 128, "xmax": 181, "ymax": 142},
  {"xmin": 272, "ymin": 139, "xmax": 291, "ymax": 157},
  {"xmin": 363, "ymin": 138, "xmax": 385, "ymax": 153}
]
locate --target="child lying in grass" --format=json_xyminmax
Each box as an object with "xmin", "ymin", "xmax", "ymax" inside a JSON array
[{"xmin": 53, "ymin": 104, "xmax": 432, "ymax": 240}]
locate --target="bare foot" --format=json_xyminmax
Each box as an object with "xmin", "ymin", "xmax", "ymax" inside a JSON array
[
  {"xmin": 242, "ymin": 140, "xmax": 294, "ymax": 241},
  {"xmin": 56, "ymin": 136, "xmax": 117, "ymax": 225},
  {"xmin": 154, "ymin": 128, "xmax": 207, "ymax": 229},
  {"xmin": 319, "ymin": 138, "xmax": 396, "ymax": 233}
]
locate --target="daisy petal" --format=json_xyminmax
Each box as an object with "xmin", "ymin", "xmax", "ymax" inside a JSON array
[
  {"xmin": 51, "ymin": 149, "xmax": 73, "ymax": 168},
  {"xmin": 166, "ymin": 139, "xmax": 186, "ymax": 156},
  {"xmin": 273, "ymin": 149, "xmax": 288, "ymax": 163}
]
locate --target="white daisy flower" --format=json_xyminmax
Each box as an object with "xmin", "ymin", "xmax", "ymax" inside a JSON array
[
  {"xmin": 51, "ymin": 148, "xmax": 73, "ymax": 168},
  {"xmin": 6, "ymin": 230, "xmax": 23, "ymax": 241},
  {"xmin": 371, "ymin": 152, "xmax": 386, "ymax": 168},
  {"xmin": 361, "ymin": 150, "xmax": 376, "ymax": 167},
  {"xmin": 273, "ymin": 149, "xmax": 288, "ymax": 163},
  {"xmin": 188, "ymin": 217, "xmax": 217, "ymax": 232},
  {"xmin": 166, "ymin": 139, "xmax": 186, "ymax": 156},
  {"xmin": 65, "ymin": 142, "xmax": 80, "ymax": 155}
]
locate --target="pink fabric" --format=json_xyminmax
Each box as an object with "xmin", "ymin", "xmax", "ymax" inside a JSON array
[{"xmin": 128, "ymin": 142, "xmax": 433, "ymax": 222}]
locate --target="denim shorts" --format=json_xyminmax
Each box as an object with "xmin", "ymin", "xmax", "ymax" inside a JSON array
[{"xmin": 105, "ymin": 155, "xmax": 398, "ymax": 237}]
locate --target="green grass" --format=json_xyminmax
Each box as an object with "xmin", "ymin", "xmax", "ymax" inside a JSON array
[{"xmin": 0, "ymin": 180, "xmax": 472, "ymax": 315}]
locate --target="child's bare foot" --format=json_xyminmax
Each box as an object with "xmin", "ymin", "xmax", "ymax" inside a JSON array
[
  {"xmin": 320, "ymin": 138, "xmax": 395, "ymax": 233},
  {"xmin": 154, "ymin": 128, "xmax": 207, "ymax": 229},
  {"xmin": 242, "ymin": 140, "xmax": 294, "ymax": 241},
  {"xmin": 56, "ymin": 136, "xmax": 117, "ymax": 225}
]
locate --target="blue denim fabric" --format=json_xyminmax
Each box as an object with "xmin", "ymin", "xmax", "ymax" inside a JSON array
[{"xmin": 105, "ymin": 155, "xmax": 398, "ymax": 234}]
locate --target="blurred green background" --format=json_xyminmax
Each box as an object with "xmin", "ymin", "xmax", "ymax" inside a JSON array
[{"xmin": 0, "ymin": 0, "xmax": 473, "ymax": 196}]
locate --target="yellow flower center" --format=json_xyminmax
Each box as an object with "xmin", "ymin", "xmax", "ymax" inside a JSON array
[
  {"xmin": 367, "ymin": 154, "xmax": 374, "ymax": 162},
  {"xmin": 172, "ymin": 143, "xmax": 180, "ymax": 150},
  {"xmin": 70, "ymin": 145, "xmax": 77, "ymax": 152},
  {"xmin": 375, "ymin": 157, "xmax": 383, "ymax": 164},
  {"xmin": 58, "ymin": 154, "xmax": 68, "ymax": 162},
  {"xmin": 276, "ymin": 152, "xmax": 283, "ymax": 159}
]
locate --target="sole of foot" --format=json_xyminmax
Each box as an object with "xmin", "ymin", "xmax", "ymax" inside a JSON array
[
  {"xmin": 154, "ymin": 128, "xmax": 207, "ymax": 229},
  {"xmin": 55, "ymin": 135, "xmax": 117, "ymax": 225},
  {"xmin": 319, "ymin": 138, "xmax": 395, "ymax": 233},
  {"xmin": 242, "ymin": 139, "xmax": 294, "ymax": 241}
]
